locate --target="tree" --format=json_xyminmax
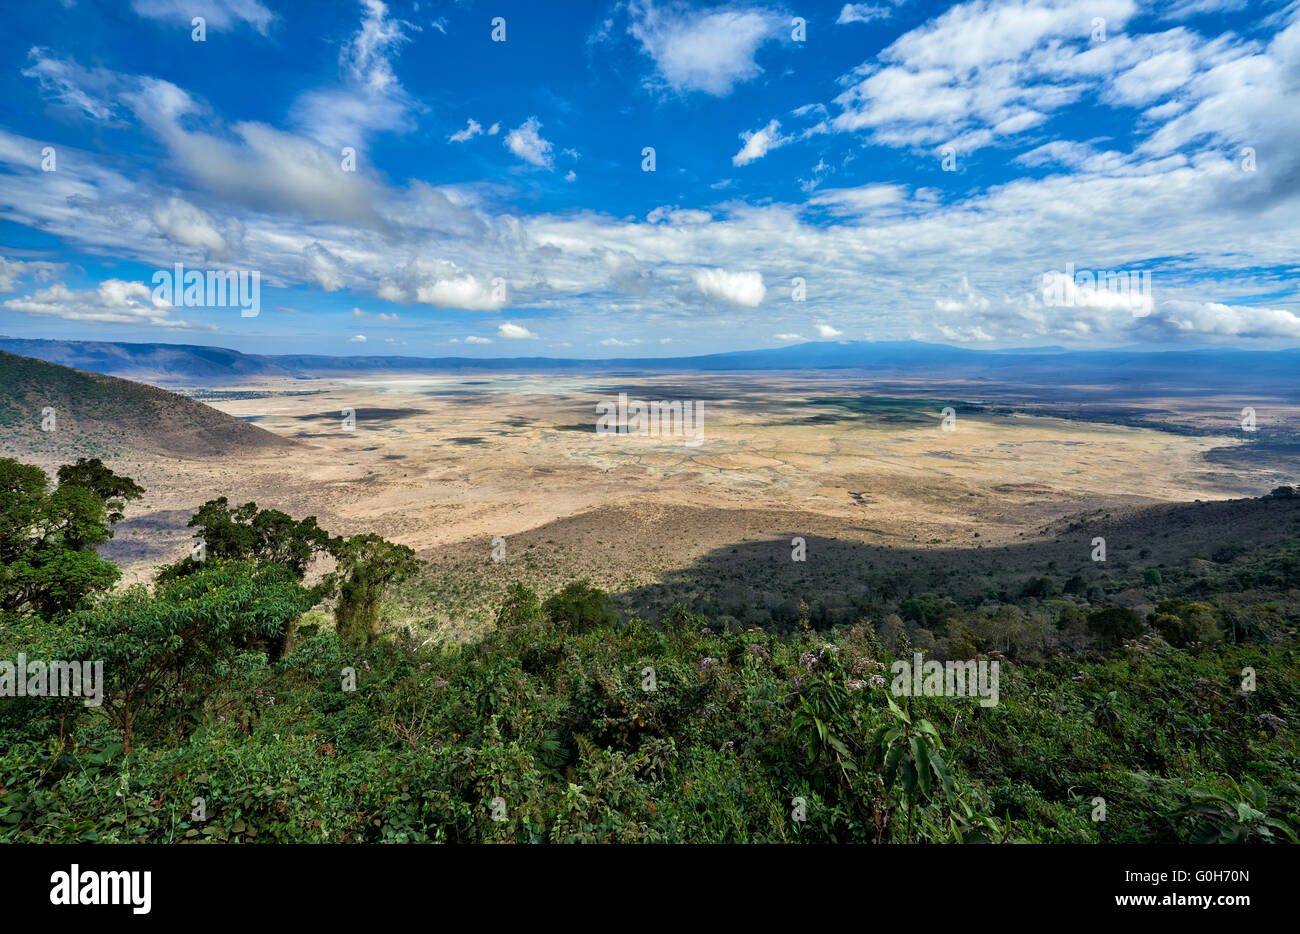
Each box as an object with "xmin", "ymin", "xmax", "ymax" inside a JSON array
[
  {"xmin": 1020, "ymin": 576, "xmax": 1058, "ymax": 599},
  {"xmin": 64, "ymin": 560, "xmax": 314, "ymax": 751},
  {"xmin": 161, "ymin": 497, "xmax": 333, "ymax": 581},
  {"xmin": 496, "ymin": 582, "xmax": 544, "ymax": 629},
  {"xmin": 328, "ymin": 534, "xmax": 421, "ymax": 646},
  {"xmin": 1152, "ymin": 600, "xmax": 1221, "ymax": 647},
  {"xmin": 1086, "ymin": 607, "xmax": 1144, "ymax": 646},
  {"xmin": 56, "ymin": 457, "xmax": 144, "ymax": 528},
  {"xmin": 0, "ymin": 457, "xmax": 142, "ymax": 618},
  {"xmin": 542, "ymin": 580, "xmax": 618, "ymax": 634}
]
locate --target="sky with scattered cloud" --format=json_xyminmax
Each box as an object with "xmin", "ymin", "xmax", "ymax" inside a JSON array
[{"xmin": 0, "ymin": 0, "xmax": 1297, "ymax": 356}]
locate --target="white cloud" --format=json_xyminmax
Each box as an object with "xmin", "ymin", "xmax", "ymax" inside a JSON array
[
  {"xmin": 378, "ymin": 258, "xmax": 504, "ymax": 310},
  {"xmin": 815, "ymin": 323, "xmax": 844, "ymax": 338},
  {"xmin": 151, "ymin": 196, "xmax": 232, "ymax": 256},
  {"xmin": 3, "ymin": 279, "xmax": 214, "ymax": 329},
  {"xmin": 628, "ymin": 0, "xmax": 786, "ymax": 96},
  {"xmin": 0, "ymin": 257, "xmax": 63, "ymax": 294},
  {"xmin": 836, "ymin": 4, "xmax": 893, "ymax": 25},
  {"xmin": 9, "ymin": 6, "xmax": 1300, "ymax": 353},
  {"xmin": 303, "ymin": 243, "xmax": 345, "ymax": 291},
  {"xmin": 831, "ymin": 0, "xmax": 1143, "ymax": 151},
  {"xmin": 498, "ymin": 322, "xmax": 539, "ymax": 339},
  {"xmin": 349, "ymin": 334, "xmax": 367, "ymax": 342},
  {"xmin": 130, "ymin": 0, "xmax": 273, "ymax": 34},
  {"xmin": 504, "ymin": 117, "xmax": 554, "ymax": 168},
  {"xmin": 774, "ymin": 332, "xmax": 805, "ymax": 341},
  {"xmin": 22, "ymin": 52, "xmax": 124, "ymax": 122},
  {"xmin": 464, "ymin": 335, "xmax": 493, "ymax": 344},
  {"xmin": 1140, "ymin": 300, "xmax": 1300, "ymax": 339},
  {"xmin": 647, "ymin": 205, "xmax": 713, "ymax": 224},
  {"xmin": 935, "ymin": 276, "xmax": 992, "ymax": 313},
  {"xmin": 807, "ymin": 183, "xmax": 907, "ymax": 214},
  {"xmin": 291, "ymin": 0, "xmax": 417, "ymax": 148},
  {"xmin": 449, "ymin": 118, "xmax": 483, "ymax": 143},
  {"xmin": 693, "ymin": 268, "xmax": 766, "ymax": 307},
  {"xmin": 733, "ymin": 119, "xmax": 787, "ymax": 166}
]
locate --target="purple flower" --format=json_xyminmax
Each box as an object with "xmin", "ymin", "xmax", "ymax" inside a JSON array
[
  {"xmin": 700, "ymin": 657, "xmax": 718, "ymax": 672},
  {"xmin": 1258, "ymin": 713, "xmax": 1286, "ymax": 733}
]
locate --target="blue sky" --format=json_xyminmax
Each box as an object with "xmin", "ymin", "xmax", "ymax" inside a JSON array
[{"xmin": 0, "ymin": 0, "xmax": 1298, "ymax": 357}]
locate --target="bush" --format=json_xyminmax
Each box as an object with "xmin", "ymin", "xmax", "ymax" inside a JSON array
[{"xmin": 542, "ymin": 580, "xmax": 618, "ymax": 633}]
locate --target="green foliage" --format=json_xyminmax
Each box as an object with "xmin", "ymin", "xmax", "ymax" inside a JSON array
[
  {"xmin": 1151, "ymin": 600, "xmax": 1221, "ymax": 647},
  {"xmin": 60, "ymin": 560, "xmax": 314, "ymax": 750},
  {"xmin": 162, "ymin": 497, "xmax": 332, "ymax": 581},
  {"xmin": 1086, "ymin": 607, "xmax": 1144, "ymax": 646},
  {"xmin": 542, "ymin": 580, "xmax": 618, "ymax": 634},
  {"xmin": 1, "ymin": 455, "xmax": 1298, "ymax": 844},
  {"xmin": 328, "ymin": 534, "xmax": 421, "ymax": 646},
  {"xmin": 55, "ymin": 457, "xmax": 144, "ymax": 528},
  {"xmin": 496, "ymin": 582, "xmax": 544, "ymax": 630},
  {"xmin": 0, "ymin": 457, "xmax": 141, "ymax": 618}
]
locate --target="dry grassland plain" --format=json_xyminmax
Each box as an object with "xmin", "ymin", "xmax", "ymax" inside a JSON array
[{"xmin": 75, "ymin": 371, "xmax": 1297, "ymax": 641}]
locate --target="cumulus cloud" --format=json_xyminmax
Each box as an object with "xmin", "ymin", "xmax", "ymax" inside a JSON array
[
  {"xmin": 0, "ymin": 256, "xmax": 63, "ymax": 293},
  {"xmin": 1140, "ymin": 300, "xmax": 1300, "ymax": 339},
  {"xmin": 349, "ymin": 334, "xmax": 367, "ymax": 342},
  {"xmin": 693, "ymin": 268, "xmax": 766, "ymax": 306},
  {"xmin": 151, "ymin": 196, "xmax": 232, "ymax": 256},
  {"xmin": 628, "ymin": 0, "xmax": 786, "ymax": 96},
  {"xmin": 816, "ymin": 323, "xmax": 844, "ymax": 338},
  {"xmin": 935, "ymin": 276, "xmax": 993, "ymax": 313},
  {"xmin": 3, "ymin": 279, "xmax": 213, "ymax": 328},
  {"xmin": 733, "ymin": 119, "xmax": 787, "ymax": 166},
  {"xmin": 504, "ymin": 117, "xmax": 554, "ymax": 168},
  {"xmin": 831, "ymin": 0, "xmax": 1142, "ymax": 151},
  {"xmin": 378, "ymin": 258, "xmax": 503, "ymax": 310},
  {"xmin": 498, "ymin": 322, "xmax": 539, "ymax": 339}
]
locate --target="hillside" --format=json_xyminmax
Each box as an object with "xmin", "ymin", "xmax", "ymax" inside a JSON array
[{"xmin": 0, "ymin": 350, "xmax": 296, "ymax": 460}]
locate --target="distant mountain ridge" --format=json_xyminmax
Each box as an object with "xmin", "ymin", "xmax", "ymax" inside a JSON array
[{"xmin": 3, "ymin": 337, "xmax": 1299, "ymax": 396}]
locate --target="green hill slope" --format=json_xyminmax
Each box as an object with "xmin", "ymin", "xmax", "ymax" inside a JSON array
[{"xmin": 0, "ymin": 350, "xmax": 295, "ymax": 460}]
